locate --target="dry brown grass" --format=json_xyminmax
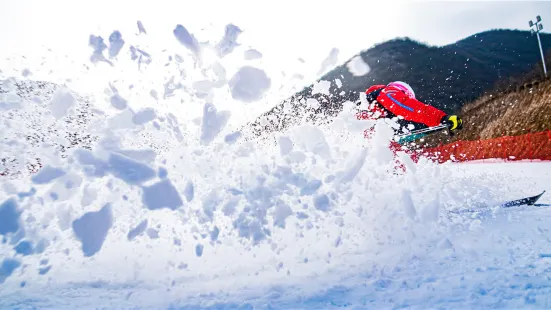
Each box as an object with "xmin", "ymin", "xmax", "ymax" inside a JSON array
[{"xmin": 420, "ymin": 76, "xmax": 551, "ymax": 148}]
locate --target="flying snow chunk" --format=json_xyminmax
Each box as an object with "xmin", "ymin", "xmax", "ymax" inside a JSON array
[
  {"xmin": 132, "ymin": 108, "xmax": 157, "ymax": 125},
  {"xmin": 72, "ymin": 204, "xmax": 113, "ymax": 257},
  {"xmin": 314, "ymin": 194, "xmax": 330, "ymax": 211},
  {"xmin": 228, "ymin": 66, "xmax": 271, "ymax": 102},
  {"xmin": 318, "ymin": 48, "xmax": 339, "ymax": 75},
  {"xmin": 438, "ymin": 238, "xmax": 453, "ymax": 250},
  {"xmin": 202, "ymin": 190, "xmax": 221, "ymax": 220},
  {"xmin": 127, "ymin": 219, "xmax": 148, "ymax": 241},
  {"xmin": 211, "ymin": 61, "xmax": 227, "ymax": 85},
  {"xmin": 163, "ymin": 76, "xmax": 180, "ymax": 99},
  {"xmin": 0, "ymin": 198, "xmax": 21, "ymax": 236},
  {"xmin": 31, "ymin": 165, "xmax": 66, "ymax": 184},
  {"xmin": 291, "ymin": 125, "xmax": 331, "ymax": 160},
  {"xmin": 142, "ymin": 179, "xmax": 184, "ymax": 211},
  {"xmin": 89, "ymin": 35, "xmax": 113, "ymax": 65},
  {"xmin": 346, "ymin": 55, "xmax": 370, "ymax": 76},
  {"xmin": 18, "ymin": 188, "xmax": 36, "ymax": 199},
  {"xmin": 107, "ymin": 152, "xmax": 156, "ymax": 185},
  {"xmin": 311, "ymin": 80, "xmax": 331, "ymax": 95},
  {"xmin": 192, "ymin": 80, "xmax": 214, "ymax": 95},
  {"xmin": 74, "ymin": 149, "xmax": 109, "ymax": 177},
  {"xmin": 108, "ymin": 30, "xmax": 125, "ymax": 58},
  {"xmin": 158, "ymin": 167, "xmax": 168, "ymax": 179},
  {"xmin": 150, "ymin": 90, "xmax": 158, "ymax": 100},
  {"xmin": 129, "ymin": 46, "xmax": 152, "ymax": 65},
  {"xmin": 173, "ymin": 24, "xmax": 200, "ymax": 55},
  {"xmin": 0, "ymin": 92, "xmax": 23, "ymax": 110},
  {"xmin": 184, "ymin": 181, "xmax": 194, "ymax": 202},
  {"xmin": 130, "ymin": 46, "xmax": 138, "ymax": 61},
  {"xmin": 137, "ymin": 20, "xmax": 147, "ymax": 34},
  {"xmin": 0, "ymin": 259, "xmax": 21, "ymax": 284},
  {"xmin": 116, "ymin": 149, "xmax": 157, "ymax": 165},
  {"xmin": 14, "ymin": 241, "xmax": 33, "ymax": 256},
  {"xmin": 211, "ymin": 226, "xmax": 220, "ymax": 242},
  {"xmin": 22, "ymin": 69, "xmax": 32, "ymax": 77},
  {"xmin": 233, "ymin": 216, "xmax": 267, "ymax": 243},
  {"xmin": 306, "ymin": 98, "xmax": 320, "ymax": 109},
  {"xmin": 222, "ymin": 197, "xmax": 239, "ymax": 216},
  {"xmin": 274, "ymin": 166, "xmax": 308, "ymax": 187},
  {"xmin": 244, "ymin": 49, "xmax": 262, "ymax": 60},
  {"xmin": 89, "ymin": 35, "xmax": 107, "ymax": 55},
  {"xmin": 370, "ymin": 122, "xmax": 396, "ymax": 164},
  {"xmin": 110, "ymin": 93, "xmax": 128, "ymax": 110},
  {"xmin": 200, "ymin": 102, "xmax": 231, "ymax": 145},
  {"xmin": 224, "ymin": 131, "xmax": 242, "ymax": 144},
  {"xmin": 336, "ymin": 148, "xmax": 367, "ymax": 184},
  {"xmin": 50, "ymin": 88, "xmax": 75, "ymax": 119},
  {"xmin": 108, "ymin": 109, "xmax": 136, "ymax": 130},
  {"xmin": 215, "ymin": 24, "xmax": 242, "ymax": 57},
  {"xmin": 300, "ymin": 179, "xmax": 322, "ymax": 196},
  {"xmin": 195, "ymin": 244, "xmax": 204, "ymax": 257},
  {"xmin": 146, "ymin": 228, "xmax": 159, "ymax": 239},
  {"xmin": 401, "ymin": 189, "xmax": 417, "ymax": 219},
  {"xmin": 38, "ymin": 266, "xmax": 52, "ymax": 275},
  {"xmin": 278, "ymin": 136, "xmax": 293, "ymax": 156},
  {"xmin": 273, "ymin": 204, "xmax": 293, "ymax": 228}
]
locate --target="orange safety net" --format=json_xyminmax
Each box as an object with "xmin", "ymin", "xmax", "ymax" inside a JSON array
[{"xmin": 416, "ymin": 130, "xmax": 551, "ymax": 163}]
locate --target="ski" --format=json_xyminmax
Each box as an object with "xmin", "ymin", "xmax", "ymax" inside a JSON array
[
  {"xmin": 393, "ymin": 124, "xmax": 450, "ymax": 144},
  {"xmin": 501, "ymin": 190, "xmax": 546, "ymax": 208},
  {"xmin": 394, "ymin": 124, "xmax": 449, "ymax": 139},
  {"xmin": 449, "ymin": 191, "xmax": 547, "ymax": 215}
]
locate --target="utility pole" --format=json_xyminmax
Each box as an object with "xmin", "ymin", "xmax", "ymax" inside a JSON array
[{"xmin": 529, "ymin": 15, "xmax": 547, "ymax": 78}]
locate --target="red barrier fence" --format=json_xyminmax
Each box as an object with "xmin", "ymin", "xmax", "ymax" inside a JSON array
[{"xmin": 417, "ymin": 130, "xmax": 551, "ymax": 163}]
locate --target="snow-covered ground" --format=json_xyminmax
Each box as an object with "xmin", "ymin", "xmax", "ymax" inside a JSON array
[
  {"xmin": 1, "ymin": 20, "xmax": 551, "ymax": 310},
  {"xmin": 2, "ymin": 107, "xmax": 550, "ymax": 309}
]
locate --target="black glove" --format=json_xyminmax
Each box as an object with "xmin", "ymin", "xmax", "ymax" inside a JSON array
[{"xmin": 441, "ymin": 115, "xmax": 463, "ymax": 131}]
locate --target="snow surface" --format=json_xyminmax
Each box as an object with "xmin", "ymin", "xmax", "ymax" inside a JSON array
[{"xmin": 2, "ymin": 21, "xmax": 551, "ymax": 310}]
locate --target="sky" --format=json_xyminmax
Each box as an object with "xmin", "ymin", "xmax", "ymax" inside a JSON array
[
  {"xmin": 1, "ymin": 0, "xmax": 549, "ymax": 75},
  {"xmin": 0, "ymin": 0, "xmax": 550, "ymax": 124}
]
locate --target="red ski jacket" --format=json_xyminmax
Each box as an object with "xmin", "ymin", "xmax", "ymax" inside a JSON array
[{"xmin": 356, "ymin": 84, "xmax": 446, "ymax": 127}]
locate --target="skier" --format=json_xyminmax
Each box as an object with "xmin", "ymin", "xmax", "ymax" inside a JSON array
[{"xmin": 356, "ymin": 81, "xmax": 463, "ymax": 143}]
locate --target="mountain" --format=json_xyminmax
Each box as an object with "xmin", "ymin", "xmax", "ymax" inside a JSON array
[
  {"xmin": 244, "ymin": 29, "xmax": 551, "ymax": 137},
  {"xmin": 419, "ymin": 50, "xmax": 551, "ymax": 148}
]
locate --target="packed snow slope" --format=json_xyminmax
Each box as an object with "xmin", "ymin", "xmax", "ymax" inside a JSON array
[{"xmin": 1, "ymin": 23, "xmax": 551, "ymax": 309}]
